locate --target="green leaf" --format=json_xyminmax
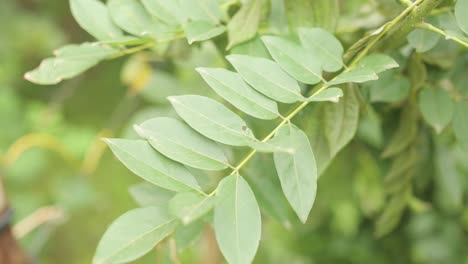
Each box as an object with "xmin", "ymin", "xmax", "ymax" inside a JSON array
[
  {"xmin": 169, "ymin": 192, "xmax": 217, "ymax": 224},
  {"xmin": 24, "ymin": 43, "xmax": 116, "ymax": 85},
  {"xmin": 141, "ymin": 0, "xmax": 184, "ymax": 24},
  {"xmin": 435, "ymin": 144, "xmax": 463, "ymax": 213},
  {"xmin": 298, "ymin": 27, "xmax": 344, "ymax": 72},
  {"xmin": 262, "ymin": 36, "xmax": 322, "ymax": 84},
  {"xmin": 93, "ymin": 207, "xmax": 178, "ymax": 264},
  {"xmin": 418, "ymin": 88, "xmax": 454, "ymax": 133},
  {"xmin": 285, "ymin": 0, "xmax": 338, "ymax": 32},
  {"xmin": 365, "ymin": 72, "xmax": 410, "ymax": 103},
  {"xmin": 230, "ymin": 36, "xmax": 271, "ymax": 58},
  {"xmin": 179, "ymin": 0, "xmax": 223, "ymax": 24},
  {"xmin": 135, "ymin": 117, "xmax": 229, "ymax": 171},
  {"xmin": 105, "ymin": 139, "xmax": 201, "ymax": 193},
  {"xmin": 382, "ymin": 105, "xmax": 418, "ymax": 158},
  {"xmin": 374, "ymin": 186, "xmax": 410, "ymax": 238},
  {"xmin": 169, "ymin": 95, "xmax": 258, "ymax": 146},
  {"xmin": 174, "ymin": 220, "xmax": 205, "ymax": 252},
  {"xmin": 357, "ymin": 54, "xmax": 399, "ymax": 74},
  {"xmin": 108, "ymin": 0, "xmax": 176, "ymax": 38},
  {"xmin": 307, "ymin": 87, "xmax": 343, "ymax": 102},
  {"xmin": 455, "ymin": 0, "xmax": 468, "ymax": 34},
  {"xmin": 453, "ymin": 100, "xmax": 468, "ymax": 147},
  {"xmin": 183, "ymin": 21, "xmax": 225, "ymax": 44},
  {"xmin": 407, "ymin": 28, "xmax": 441, "ymax": 53},
  {"xmin": 70, "ymin": 0, "xmax": 123, "ymax": 40},
  {"xmin": 324, "ymin": 86, "xmax": 360, "ymax": 157},
  {"xmin": 328, "ymin": 67, "xmax": 378, "ymax": 85},
  {"xmin": 227, "ymin": 54, "xmax": 304, "ymax": 103},
  {"xmin": 129, "ymin": 182, "xmax": 174, "ymax": 207},
  {"xmin": 268, "ymin": 0, "xmax": 288, "ymax": 34},
  {"xmin": 227, "ymin": 0, "xmax": 263, "ymax": 49},
  {"xmin": 273, "ymin": 125, "xmax": 317, "ymax": 223},
  {"xmin": 214, "ymin": 176, "xmax": 261, "ymax": 264},
  {"xmin": 196, "ymin": 67, "xmax": 280, "ymax": 119}
]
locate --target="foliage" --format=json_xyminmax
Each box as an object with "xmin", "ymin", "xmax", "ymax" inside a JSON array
[{"xmin": 2, "ymin": 0, "xmax": 468, "ymax": 263}]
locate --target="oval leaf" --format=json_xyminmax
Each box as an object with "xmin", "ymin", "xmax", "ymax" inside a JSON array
[
  {"xmin": 262, "ymin": 36, "xmax": 322, "ymax": 84},
  {"xmin": 273, "ymin": 125, "xmax": 317, "ymax": 223},
  {"xmin": 183, "ymin": 21, "xmax": 225, "ymax": 44},
  {"xmin": 325, "ymin": 86, "xmax": 359, "ymax": 157},
  {"xmin": 227, "ymin": 54, "xmax": 304, "ymax": 103},
  {"xmin": 93, "ymin": 207, "xmax": 178, "ymax": 264},
  {"xmin": 196, "ymin": 67, "xmax": 279, "ymax": 119},
  {"xmin": 328, "ymin": 67, "xmax": 378, "ymax": 85},
  {"xmin": 214, "ymin": 176, "xmax": 261, "ymax": 264},
  {"xmin": 70, "ymin": 0, "xmax": 123, "ymax": 40},
  {"xmin": 407, "ymin": 28, "xmax": 440, "ymax": 53},
  {"xmin": 307, "ymin": 87, "xmax": 343, "ymax": 102},
  {"xmin": 135, "ymin": 117, "xmax": 229, "ymax": 171},
  {"xmin": 227, "ymin": 0, "xmax": 263, "ymax": 49},
  {"xmin": 129, "ymin": 182, "xmax": 174, "ymax": 207},
  {"xmin": 298, "ymin": 27, "xmax": 344, "ymax": 72},
  {"xmin": 105, "ymin": 139, "xmax": 201, "ymax": 193},
  {"xmin": 418, "ymin": 88, "xmax": 454, "ymax": 133},
  {"xmin": 169, "ymin": 95, "xmax": 258, "ymax": 146},
  {"xmin": 357, "ymin": 54, "xmax": 399, "ymax": 74},
  {"xmin": 24, "ymin": 43, "xmax": 116, "ymax": 85}
]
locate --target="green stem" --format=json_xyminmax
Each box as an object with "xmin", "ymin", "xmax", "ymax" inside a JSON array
[
  {"xmin": 228, "ymin": 0, "xmax": 438, "ymax": 177},
  {"xmin": 416, "ymin": 22, "xmax": 468, "ymax": 48}
]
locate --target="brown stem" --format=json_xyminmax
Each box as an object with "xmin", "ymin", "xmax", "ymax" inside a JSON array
[{"xmin": 0, "ymin": 179, "xmax": 31, "ymax": 264}]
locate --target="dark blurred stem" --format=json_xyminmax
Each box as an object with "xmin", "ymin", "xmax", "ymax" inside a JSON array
[{"xmin": 0, "ymin": 177, "xmax": 31, "ymax": 264}]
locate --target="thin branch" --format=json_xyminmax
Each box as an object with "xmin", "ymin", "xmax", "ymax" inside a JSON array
[
  {"xmin": 416, "ymin": 22, "xmax": 468, "ymax": 48},
  {"xmin": 13, "ymin": 206, "xmax": 65, "ymax": 239},
  {"xmin": 228, "ymin": 0, "xmax": 435, "ymax": 177}
]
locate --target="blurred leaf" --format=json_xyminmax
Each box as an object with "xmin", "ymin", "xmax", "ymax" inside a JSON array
[
  {"xmin": 227, "ymin": 0, "xmax": 263, "ymax": 49},
  {"xmin": 418, "ymin": 88, "xmax": 454, "ymax": 133},
  {"xmin": 174, "ymin": 220, "xmax": 205, "ymax": 252},
  {"xmin": 107, "ymin": 0, "xmax": 176, "ymax": 38},
  {"xmin": 262, "ymin": 36, "xmax": 322, "ymax": 84},
  {"xmin": 365, "ymin": 71, "xmax": 410, "ymax": 103},
  {"xmin": 453, "ymin": 100, "xmax": 468, "ymax": 148},
  {"xmin": 268, "ymin": 0, "xmax": 288, "ymax": 34},
  {"xmin": 105, "ymin": 139, "xmax": 201, "ymax": 192},
  {"xmin": 169, "ymin": 95, "xmax": 257, "ymax": 146},
  {"xmin": 435, "ymin": 144, "xmax": 463, "ymax": 213},
  {"xmin": 93, "ymin": 207, "xmax": 178, "ymax": 264},
  {"xmin": 354, "ymin": 150, "xmax": 384, "ymax": 216},
  {"xmin": 382, "ymin": 105, "xmax": 418, "ymax": 158},
  {"xmin": 135, "ymin": 117, "xmax": 229, "ymax": 171},
  {"xmin": 325, "ymin": 86, "xmax": 360, "ymax": 157},
  {"xmin": 140, "ymin": 0, "xmax": 182, "ymax": 24},
  {"xmin": 407, "ymin": 28, "xmax": 441, "ymax": 53},
  {"xmin": 273, "ymin": 125, "xmax": 317, "ymax": 223},
  {"xmin": 227, "ymin": 54, "xmax": 304, "ymax": 103},
  {"xmin": 375, "ymin": 186, "xmax": 410, "ymax": 238},
  {"xmin": 214, "ymin": 176, "xmax": 261, "ymax": 264},
  {"xmin": 455, "ymin": 0, "xmax": 468, "ymax": 34},
  {"xmin": 70, "ymin": 0, "xmax": 123, "ymax": 40},
  {"xmin": 25, "ymin": 43, "xmax": 116, "ymax": 85},
  {"xmin": 169, "ymin": 192, "xmax": 217, "ymax": 224},
  {"xmin": 196, "ymin": 67, "xmax": 279, "ymax": 119},
  {"xmin": 285, "ymin": 0, "xmax": 338, "ymax": 32},
  {"xmin": 230, "ymin": 36, "xmax": 271, "ymax": 58},
  {"xmin": 408, "ymin": 53, "xmax": 427, "ymax": 92},
  {"xmin": 179, "ymin": 0, "xmax": 223, "ymax": 23},
  {"xmin": 183, "ymin": 21, "xmax": 225, "ymax": 44},
  {"xmin": 307, "ymin": 87, "xmax": 343, "ymax": 102},
  {"xmin": 357, "ymin": 54, "xmax": 399, "ymax": 74},
  {"xmin": 298, "ymin": 27, "xmax": 344, "ymax": 72},
  {"xmin": 129, "ymin": 182, "xmax": 175, "ymax": 207},
  {"xmin": 329, "ymin": 67, "xmax": 378, "ymax": 85}
]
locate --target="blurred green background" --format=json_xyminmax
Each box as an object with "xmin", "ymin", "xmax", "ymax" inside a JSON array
[{"xmin": 1, "ymin": 0, "xmax": 468, "ymax": 263}]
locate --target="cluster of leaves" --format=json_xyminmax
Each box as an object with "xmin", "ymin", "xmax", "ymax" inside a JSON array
[{"xmin": 24, "ymin": 0, "xmax": 468, "ymax": 263}]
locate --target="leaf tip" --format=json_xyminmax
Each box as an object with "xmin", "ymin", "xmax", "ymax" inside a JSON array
[{"xmin": 133, "ymin": 124, "xmax": 147, "ymax": 138}]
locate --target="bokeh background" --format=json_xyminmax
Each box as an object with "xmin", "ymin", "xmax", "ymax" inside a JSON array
[{"xmin": 1, "ymin": 0, "xmax": 468, "ymax": 263}]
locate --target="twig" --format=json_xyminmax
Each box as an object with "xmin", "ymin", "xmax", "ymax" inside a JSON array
[{"xmin": 13, "ymin": 206, "xmax": 65, "ymax": 239}]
